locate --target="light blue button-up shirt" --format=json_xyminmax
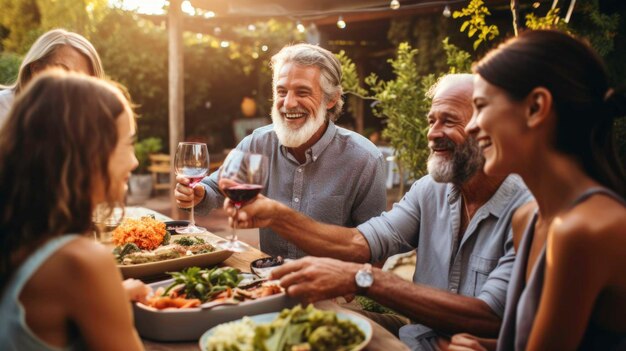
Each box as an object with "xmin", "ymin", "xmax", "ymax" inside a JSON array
[
  {"xmin": 196, "ymin": 122, "xmax": 387, "ymax": 258},
  {"xmin": 358, "ymin": 174, "xmax": 532, "ymax": 350}
]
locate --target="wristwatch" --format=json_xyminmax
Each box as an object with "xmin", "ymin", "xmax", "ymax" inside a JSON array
[{"xmin": 355, "ymin": 263, "xmax": 374, "ymax": 292}]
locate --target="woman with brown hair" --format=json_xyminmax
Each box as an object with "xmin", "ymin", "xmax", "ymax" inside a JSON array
[
  {"xmin": 0, "ymin": 70, "xmax": 144, "ymax": 350},
  {"xmin": 449, "ymin": 30, "xmax": 626, "ymax": 350}
]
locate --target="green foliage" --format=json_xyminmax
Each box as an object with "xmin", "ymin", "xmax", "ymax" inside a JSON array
[
  {"xmin": 0, "ymin": 0, "xmax": 108, "ymax": 53},
  {"xmin": 525, "ymin": 8, "xmax": 568, "ymax": 31},
  {"xmin": 452, "ymin": 0, "xmax": 499, "ymax": 50},
  {"xmin": 569, "ymin": 0, "xmax": 620, "ymax": 57},
  {"xmin": 0, "ymin": 52, "xmax": 21, "ymax": 85},
  {"xmin": 337, "ymin": 50, "xmax": 367, "ymax": 98},
  {"xmin": 365, "ymin": 43, "xmax": 432, "ymax": 179},
  {"xmin": 0, "ymin": 0, "xmax": 41, "ymax": 53},
  {"xmin": 442, "ymin": 37, "xmax": 472, "ymax": 73},
  {"xmin": 134, "ymin": 137, "xmax": 162, "ymax": 174}
]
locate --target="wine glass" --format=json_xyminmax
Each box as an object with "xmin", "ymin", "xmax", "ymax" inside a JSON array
[
  {"xmin": 174, "ymin": 142, "xmax": 210, "ymax": 234},
  {"xmin": 92, "ymin": 204, "xmax": 124, "ymax": 243},
  {"xmin": 217, "ymin": 149, "xmax": 268, "ymax": 252}
]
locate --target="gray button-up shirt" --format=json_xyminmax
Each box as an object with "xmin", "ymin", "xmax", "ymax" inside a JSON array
[
  {"xmin": 196, "ymin": 122, "xmax": 387, "ymax": 258},
  {"xmin": 358, "ymin": 174, "xmax": 532, "ymax": 350}
]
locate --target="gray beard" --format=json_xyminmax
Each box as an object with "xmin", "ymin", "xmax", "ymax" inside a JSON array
[
  {"xmin": 271, "ymin": 101, "xmax": 326, "ymax": 148},
  {"xmin": 427, "ymin": 136, "xmax": 484, "ymax": 185}
]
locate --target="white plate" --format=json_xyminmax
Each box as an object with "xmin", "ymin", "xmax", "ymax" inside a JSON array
[
  {"xmin": 116, "ymin": 234, "xmax": 233, "ymax": 279},
  {"xmin": 199, "ymin": 310, "xmax": 372, "ymax": 351}
]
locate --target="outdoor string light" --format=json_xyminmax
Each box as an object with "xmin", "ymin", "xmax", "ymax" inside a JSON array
[
  {"xmin": 442, "ymin": 5, "xmax": 451, "ymax": 17},
  {"xmin": 247, "ymin": 24, "xmax": 256, "ymax": 31},
  {"xmin": 390, "ymin": 0, "xmax": 400, "ymax": 10},
  {"xmin": 261, "ymin": 45, "xmax": 269, "ymax": 52},
  {"xmin": 337, "ymin": 15, "xmax": 346, "ymax": 29},
  {"xmin": 296, "ymin": 20, "xmax": 306, "ymax": 33},
  {"xmin": 220, "ymin": 40, "xmax": 230, "ymax": 48}
]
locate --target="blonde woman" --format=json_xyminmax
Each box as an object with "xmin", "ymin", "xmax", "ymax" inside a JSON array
[
  {"xmin": 0, "ymin": 29, "xmax": 104, "ymax": 125},
  {"xmin": 0, "ymin": 70, "xmax": 144, "ymax": 350}
]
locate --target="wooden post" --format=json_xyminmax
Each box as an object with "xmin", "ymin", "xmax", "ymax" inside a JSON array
[
  {"xmin": 168, "ymin": 0, "xmax": 184, "ymax": 219},
  {"xmin": 510, "ymin": 0, "xmax": 520, "ymax": 37}
]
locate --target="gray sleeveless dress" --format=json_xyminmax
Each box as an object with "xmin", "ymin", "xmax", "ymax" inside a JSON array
[
  {"xmin": 497, "ymin": 188, "xmax": 626, "ymax": 351},
  {"xmin": 0, "ymin": 235, "xmax": 86, "ymax": 351}
]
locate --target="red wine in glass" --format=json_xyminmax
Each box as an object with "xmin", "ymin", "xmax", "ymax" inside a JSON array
[
  {"xmin": 184, "ymin": 174, "xmax": 205, "ymax": 188},
  {"xmin": 217, "ymin": 150, "xmax": 268, "ymax": 252},
  {"xmin": 223, "ymin": 184, "xmax": 264, "ymax": 207}
]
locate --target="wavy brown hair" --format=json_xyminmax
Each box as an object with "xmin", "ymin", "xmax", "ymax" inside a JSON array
[{"xmin": 0, "ymin": 70, "xmax": 129, "ymax": 289}]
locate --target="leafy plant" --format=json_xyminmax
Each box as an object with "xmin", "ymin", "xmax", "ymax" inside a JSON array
[
  {"xmin": 452, "ymin": 0, "xmax": 499, "ymax": 50},
  {"xmin": 134, "ymin": 137, "xmax": 162, "ymax": 174},
  {"xmin": 364, "ymin": 43, "xmax": 433, "ymax": 180},
  {"xmin": 442, "ymin": 37, "xmax": 472, "ymax": 74},
  {"xmin": 525, "ymin": 7, "xmax": 568, "ymax": 31}
]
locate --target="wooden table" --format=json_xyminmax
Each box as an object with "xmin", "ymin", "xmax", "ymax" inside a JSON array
[{"xmin": 127, "ymin": 208, "xmax": 408, "ymax": 351}]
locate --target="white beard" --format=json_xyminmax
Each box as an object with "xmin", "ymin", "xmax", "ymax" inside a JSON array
[
  {"xmin": 271, "ymin": 101, "xmax": 326, "ymax": 148},
  {"xmin": 427, "ymin": 154, "xmax": 455, "ymax": 183}
]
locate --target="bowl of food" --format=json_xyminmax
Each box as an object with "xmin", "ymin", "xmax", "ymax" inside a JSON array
[
  {"xmin": 250, "ymin": 256, "xmax": 286, "ymax": 279},
  {"xmin": 133, "ymin": 267, "xmax": 298, "ymax": 341},
  {"xmin": 199, "ymin": 304, "xmax": 372, "ymax": 351}
]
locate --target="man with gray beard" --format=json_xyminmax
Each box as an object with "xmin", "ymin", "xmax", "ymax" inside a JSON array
[
  {"xmin": 227, "ymin": 74, "xmax": 533, "ymax": 350},
  {"xmin": 175, "ymin": 43, "xmax": 386, "ymax": 259}
]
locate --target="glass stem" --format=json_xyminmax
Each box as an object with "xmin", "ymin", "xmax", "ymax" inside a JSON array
[
  {"xmin": 189, "ymin": 190, "xmax": 196, "ymax": 227},
  {"xmin": 231, "ymin": 206, "xmax": 239, "ymax": 242}
]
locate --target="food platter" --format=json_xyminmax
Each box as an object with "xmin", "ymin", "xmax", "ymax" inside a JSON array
[
  {"xmin": 199, "ymin": 309, "xmax": 372, "ymax": 351},
  {"xmin": 134, "ymin": 278, "xmax": 299, "ymax": 341},
  {"xmin": 118, "ymin": 246, "xmax": 233, "ymax": 279},
  {"xmin": 109, "ymin": 215, "xmax": 233, "ymax": 279}
]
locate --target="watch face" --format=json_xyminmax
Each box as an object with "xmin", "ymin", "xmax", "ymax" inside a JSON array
[{"xmin": 356, "ymin": 270, "xmax": 374, "ymax": 288}]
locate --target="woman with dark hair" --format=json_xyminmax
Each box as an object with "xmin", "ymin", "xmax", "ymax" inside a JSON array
[
  {"xmin": 448, "ymin": 30, "xmax": 626, "ymax": 351},
  {"xmin": 0, "ymin": 70, "xmax": 144, "ymax": 350}
]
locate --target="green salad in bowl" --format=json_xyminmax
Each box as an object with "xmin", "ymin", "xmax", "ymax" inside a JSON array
[{"xmin": 201, "ymin": 304, "xmax": 370, "ymax": 351}]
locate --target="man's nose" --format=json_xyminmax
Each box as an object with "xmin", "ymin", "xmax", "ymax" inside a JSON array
[
  {"xmin": 427, "ymin": 120, "xmax": 444, "ymax": 140},
  {"xmin": 283, "ymin": 91, "xmax": 298, "ymax": 109}
]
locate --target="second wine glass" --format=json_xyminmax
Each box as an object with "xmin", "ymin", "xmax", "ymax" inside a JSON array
[
  {"xmin": 217, "ymin": 149, "xmax": 268, "ymax": 252},
  {"xmin": 174, "ymin": 142, "xmax": 209, "ymax": 234}
]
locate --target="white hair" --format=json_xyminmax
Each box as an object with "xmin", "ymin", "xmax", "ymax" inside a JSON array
[
  {"xmin": 426, "ymin": 73, "xmax": 474, "ymax": 99},
  {"xmin": 271, "ymin": 43, "xmax": 344, "ymax": 122}
]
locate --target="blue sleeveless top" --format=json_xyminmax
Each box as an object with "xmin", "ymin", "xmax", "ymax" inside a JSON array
[
  {"xmin": 497, "ymin": 188, "xmax": 626, "ymax": 351},
  {"xmin": 0, "ymin": 235, "xmax": 86, "ymax": 351}
]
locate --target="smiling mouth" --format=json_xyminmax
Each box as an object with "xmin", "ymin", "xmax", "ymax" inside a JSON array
[
  {"xmin": 430, "ymin": 147, "xmax": 452, "ymax": 154},
  {"xmin": 478, "ymin": 139, "xmax": 492, "ymax": 150},
  {"xmin": 283, "ymin": 112, "xmax": 307, "ymax": 120}
]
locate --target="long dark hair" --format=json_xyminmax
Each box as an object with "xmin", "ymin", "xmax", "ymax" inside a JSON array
[
  {"xmin": 475, "ymin": 29, "xmax": 626, "ymax": 197},
  {"xmin": 0, "ymin": 71, "xmax": 127, "ymax": 289}
]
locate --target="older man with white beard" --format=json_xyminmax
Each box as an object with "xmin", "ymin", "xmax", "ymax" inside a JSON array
[
  {"xmin": 175, "ymin": 43, "xmax": 386, "ymax": 259},
  {"xmin": 225, "ymin": 74, "xmax": 533, "ymax": 350}
]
